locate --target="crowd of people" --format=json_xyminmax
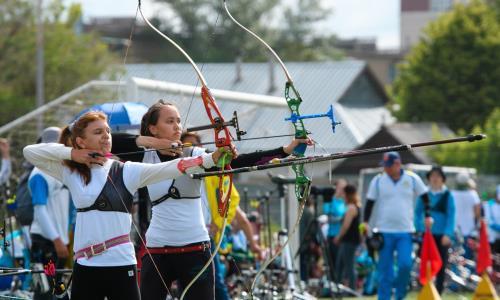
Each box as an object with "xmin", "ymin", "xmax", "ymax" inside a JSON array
[
  {"xmin": 299, "ymin": 151, "xmax": 500, "ymax": 299},
  {"xmin": 0, "ymin": 100, "xmax": 498, "ymax": 300}
]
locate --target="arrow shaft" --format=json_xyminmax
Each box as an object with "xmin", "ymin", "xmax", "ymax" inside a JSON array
[{"xmin": 191, "ymin": 134, "xmax": 486, "ymax": 178}]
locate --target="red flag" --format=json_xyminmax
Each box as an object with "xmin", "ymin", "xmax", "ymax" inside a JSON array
[
  {"xmin": 419, "ymin": 229, "xmax": 443, "ymax": 285},
  {"xmin": 476, "ymin": 220, "xmax": 492, "ymax": 274}
]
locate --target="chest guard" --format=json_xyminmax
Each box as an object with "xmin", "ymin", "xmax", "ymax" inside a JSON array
[
  {"xmin": 77, "ymin": 161, "xmax": 133, "ymax": 214},
  {"xmin": 144, "ymin": 148, "xmax": 202, "ymax": 207}
]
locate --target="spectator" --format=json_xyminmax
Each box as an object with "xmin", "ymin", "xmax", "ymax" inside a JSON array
[
  {"xmin": 483, "ymin": 185, "xmax": 500, "ymax": 254},
  {"xmin": 323, "ymin": 179, "xmax": 347, "ymax": 280},
  {"xmin": 451, "ymin": 172, "xmax": 481, "ymax": 260},
  {"xmin": 362, "ymin": 152, "xmax": 428, "ymax": 300},
  {"xmin": 299, "ymin": 197, "xmax": 316, "ymax": 281},
  {"xmin": 333, "ymin": 184, "xmax": 362, "ymax": 290},
  {"xmin": 29, "ymin": 127, "xmax": 71, "ymax": 300},
  {"xmin": 415, "ymin": 165, "xmax": 455, "ymax": 294},
  {"xmin": 0, "ymin": 138, "xmax": 12, "ymax": 186}
]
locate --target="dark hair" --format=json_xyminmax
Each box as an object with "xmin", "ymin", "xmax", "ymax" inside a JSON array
[
  {"xmin": 181, "ymin": 132, "xmax": 202, "ymax": 145},
  {"xmin": 426, "ymin": 165, "xmax": 446, "ymax": 182},
  {"xmin": 140, "ymin": 100, "xmax": 175, "ymax": 137},
  {"xmin": 344, "ymin": 184, "xmax": 361, "ymax": 207},
  {"xmin": 62, "ymin": 111, "xmax": 108, "ymax": 185}
]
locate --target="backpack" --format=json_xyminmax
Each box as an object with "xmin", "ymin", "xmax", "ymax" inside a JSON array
[{"xmin": 15, "ymin": 163, "xmax": 34, "ymax": 226}]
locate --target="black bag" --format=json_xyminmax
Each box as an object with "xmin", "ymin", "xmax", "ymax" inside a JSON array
[{"xmin": 15, "ymin": 163, "xmax": 34, "ymax": 226}]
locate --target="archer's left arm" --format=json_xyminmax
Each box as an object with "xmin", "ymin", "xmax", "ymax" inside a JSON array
[
  {"xmin": 230, "ymin": 147, "xmax": 287, "ymax": 168},
  {"xmin": 230, "ymin": 138, "xmax": 310, "ymax": 168}
]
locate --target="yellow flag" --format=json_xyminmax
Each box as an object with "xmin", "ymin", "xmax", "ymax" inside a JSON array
[
  {"xmin": 417, "ymin": 282, "xmax": 441, "ymax": 300},
  {"xmin": 204, "ymin": 176, "xmax": 240, "ymax": 243},
  {"xmin": 473, "ymin": 273, "xmax": 499, "ymax": 300}
]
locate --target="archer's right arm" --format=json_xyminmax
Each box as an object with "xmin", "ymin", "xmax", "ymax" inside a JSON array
[{"xmin": 23, "ymin": 143, "xmax": 70, "ymax": 181}]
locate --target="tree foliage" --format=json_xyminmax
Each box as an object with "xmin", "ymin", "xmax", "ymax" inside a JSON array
[
  {"xmin": 150, "ymin": 0, "xmax": 341, "ymax": 62},
  {"xmin": 430, "ymin": 108, "xmax": 500, "ymax": 174},
  {"xmin": 0, "ymin": 0, "xmax": 116, "ymax": 126},
  {"xmin": 392, "ymin": 0, "xmax": 500, "ymax": 132}
]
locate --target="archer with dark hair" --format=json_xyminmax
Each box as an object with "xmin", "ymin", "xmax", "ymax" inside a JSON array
[{"xmin": 111, "ymin": 100, "xmax": 310, "ymax": 300}]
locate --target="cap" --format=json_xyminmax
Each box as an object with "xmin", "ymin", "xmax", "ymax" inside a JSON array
[
  {"xmin": 456, "ymin": 171, "xmax": 475, "ymax": 189},
  {"xmin": 40, "ymin": 127, "xmax": 61, "ymax": 143},
  {"xmin": 380, "ymin": 151, "xmax": 401, "ymax": 167}
]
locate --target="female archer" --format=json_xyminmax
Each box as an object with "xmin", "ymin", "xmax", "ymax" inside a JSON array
[
  {"xmin": 23, "ymin": 111, "xmax": 224, "ymax": 300},
  {"xmin": 111, "ymin": 100, "xmax": 310, "ymax": 300}
]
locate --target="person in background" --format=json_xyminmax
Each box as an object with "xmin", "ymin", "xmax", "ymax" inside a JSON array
[
  {"xmin": 415, "ymin": 165, "xmax": 455, "ymax": 294},
  {"xmin": 299, "ymin": 197, "xmax": 316, "ymax": 282},
  {"xmin": 28, "ymin": 127, "xmax": 71, "ymax": 300},
  {"xmin": 362, "ymin": 152, "xmax": 429, "ymax": 300},
  {"xmin": 323, "ymin": 179, "xmax": 347, "ymax": 281},
  {"xmin": 451, "ymin": 172, "xmax": 481, "ymax": 260},
  {"xmin": 58, "ymin": 126, "xmax": 78, "ymax": 266},
  {"xmin": 333, "ymin": 184, "xmax": 361, "ymax": 290},
  {"xmin": 0, "ymin": 138, "xmax": 12, "ymax": 186},
  {"xmin": 483, "ymin": 185, "xmax": 500, "ymax": 254}
]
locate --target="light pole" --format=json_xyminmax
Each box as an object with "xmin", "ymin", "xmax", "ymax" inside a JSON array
[{"xmin": 36, "ymin": 0, "xmax": 44, "ymax": 133}]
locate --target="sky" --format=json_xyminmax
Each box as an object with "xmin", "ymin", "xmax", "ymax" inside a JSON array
[{"xmin": 62, "ymin": 0, "xmax": 401, "ymax": 50}]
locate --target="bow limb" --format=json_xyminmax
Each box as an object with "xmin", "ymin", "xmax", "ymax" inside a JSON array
[
  {"xmin": 223, "ymin": 0, "xmax": 310, "ymax": 202},
  {"xmin": 138, "ymin": 2, "xmax": 233, "ymax": 298},
  {"xmin": 223, "ymin": 0, "xmax": 292, "ymax": 82},
  {"xmin": 223, "ymin": 1, "xmax": 313, "ymax": 297},
  {"xmin": 138, "ymin": 2, "xmax": 207, "ymax": 87}
]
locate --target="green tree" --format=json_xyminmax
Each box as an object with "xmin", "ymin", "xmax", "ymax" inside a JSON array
[
  {"xmin": 430, "ymin": 108, "xmax": 500, "ymax": 174},
  {"xmin": 0, "ymin": 0, "xmax": 116, "ymax": 126},
  {"xmin": 152, "ymin": 0, "xmax": 340, "ymax": 62},
  {"xmin": 392, "ymin": 0, "xmax": 500, "ymax": 132}
]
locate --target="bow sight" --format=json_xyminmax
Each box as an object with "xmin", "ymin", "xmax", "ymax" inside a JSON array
[
  {"xmin": 285, "ymin": 104, "xmax": 341, "ymax": 133},
  {"xmin": 186, "ymin": 111, "xmax": 246, "ymax": 141}
]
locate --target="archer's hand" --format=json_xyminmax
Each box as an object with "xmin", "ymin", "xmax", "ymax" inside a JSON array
[
  {"xmin": 71, "ymin": 149, "xmax": 107, "ymax": 167},
  {"xmin": 136, "ymin": 136, "xmax": 182, "ymax": 156},
  {"xmin": 0, "ymin": 139, "xmax": 10, "ymax": 159},
  {"xmin": 283, "ymin": 138, "xmax": 312, "ymax": 155},
  {"xmin": 211, "ymin": 145, "xmax": 237, "ymax": 166},
  {"xmin": 53, "ymin": 238, "xmax": 69, "ymax": 258}
]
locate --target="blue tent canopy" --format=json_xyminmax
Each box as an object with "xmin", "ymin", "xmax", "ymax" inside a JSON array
[{"xmin": 74, "ymin": 102, "xmax": 148, "ymax": 131}]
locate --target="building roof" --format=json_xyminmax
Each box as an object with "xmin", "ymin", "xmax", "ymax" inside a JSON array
[
  {"xmin": 332, "ymin": 122, "xmax": 455, "ymax": 174},
  {"xmin": 124, "ymin": 60, "xmax": 393, "ymax": 152}
]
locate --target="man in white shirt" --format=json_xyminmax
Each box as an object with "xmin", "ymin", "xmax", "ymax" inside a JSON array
[
  {"xmin": 451, "ymin": 172, "xmax": 481, "ymax": 260},
  {"xmin": 29, "ymin": 127, "xmax": 71, "ymax": 300},
  {"xmin": 362, "ymin": 152, "xmax": 428, "ymax": 300}
]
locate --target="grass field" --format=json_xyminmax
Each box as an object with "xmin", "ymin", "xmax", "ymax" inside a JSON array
[{"xmin": 320, "ymin": 292, "xmax": 473, "ymax": 299}]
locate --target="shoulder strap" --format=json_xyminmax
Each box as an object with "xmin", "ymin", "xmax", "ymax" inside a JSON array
[{"xmin": 77, "ymin": 161, "xmax": 133, "ymax": 213}]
